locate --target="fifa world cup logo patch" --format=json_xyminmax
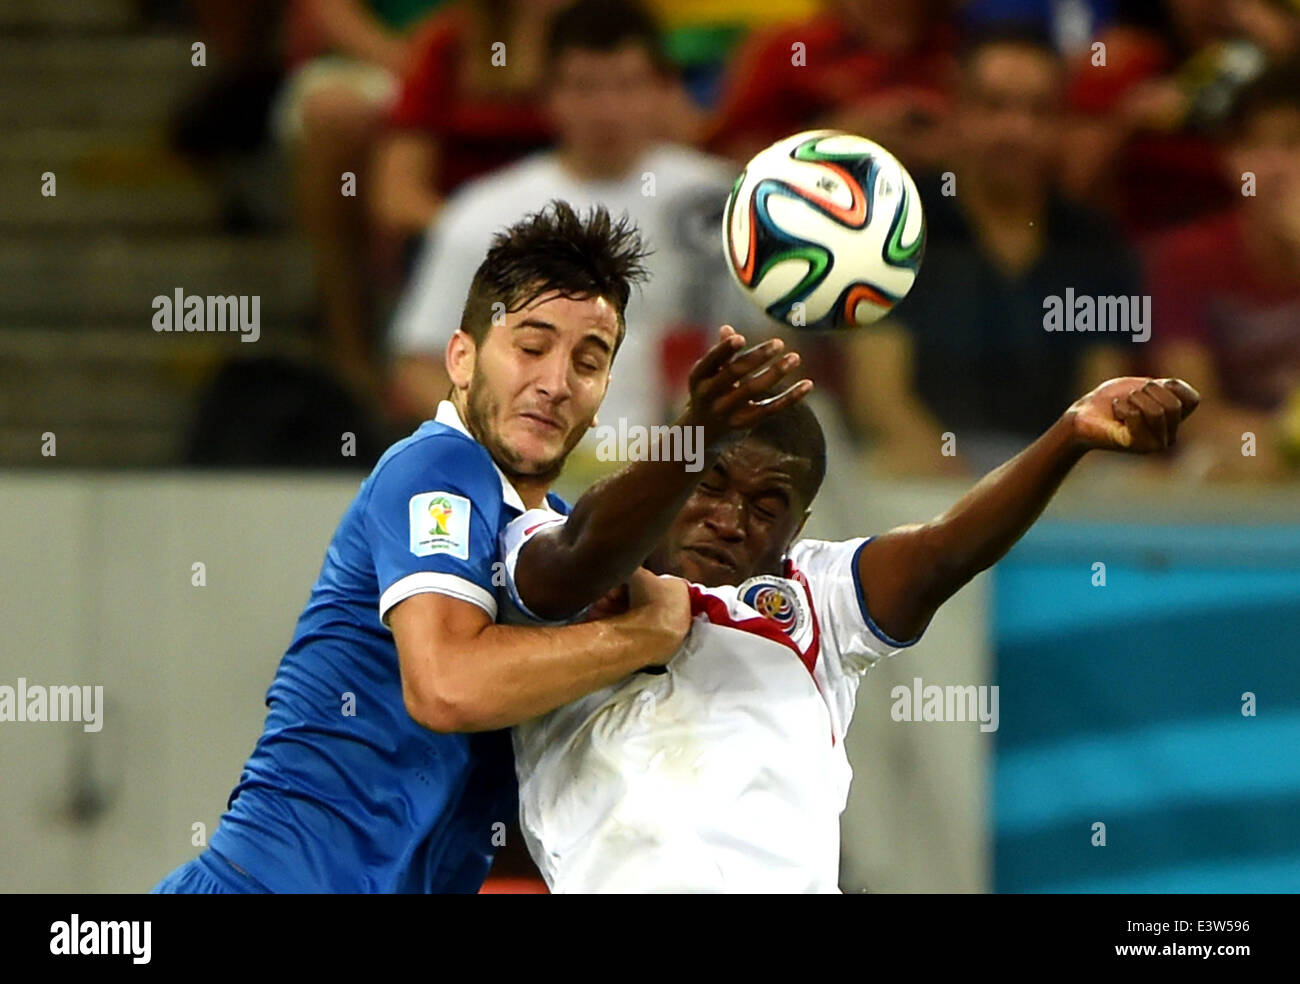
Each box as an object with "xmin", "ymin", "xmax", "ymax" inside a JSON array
[
  {"xmin": 739, "ymin": 577, "xmax": 807, "ymax": 638},
  {"xmin": 408, "ymin": 491, "xmax": 471, "ymax": 560},
  {"xmin": 428, "ymin": 498, "xmax": 453, "ymax": 537}
]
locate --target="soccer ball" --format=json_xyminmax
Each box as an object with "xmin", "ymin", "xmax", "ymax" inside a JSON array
[{"xmin": 722, "ymin": 130, "xmax": 925, "ymax": 331}]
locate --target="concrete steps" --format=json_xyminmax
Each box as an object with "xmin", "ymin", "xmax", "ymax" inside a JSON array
[
  {"xmin": 0, "ymin": 9, "xmax": 319, "ymax": 468},
  {"xmin": 0, "ymin": 0, "xmax": 138, "ymax": 34},
  {"xmin": 0, "ymin": 234, "xmax": 314, "ymax": 326},
  {"xmin": 0, "ymin": 129, "xmax": 223, "ymax": 231},
  {"xmin": 0, "ymin": 37, "xmax": 202, "ymax": 128},
  {"xmin": 0, "ymin": 327, "xmax": 316, "ymax": 466}
]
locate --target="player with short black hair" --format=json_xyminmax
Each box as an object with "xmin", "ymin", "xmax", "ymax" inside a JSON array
[{"xmin": 498, "ymin": 327, "xmax": 1200, "ymax": 891}]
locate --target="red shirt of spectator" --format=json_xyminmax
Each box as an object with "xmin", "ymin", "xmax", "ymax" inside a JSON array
[
  {"xmin": 1067, "ymin": 27, "xmax": 1236, "ymax": 238},
  {"xmin": 705, "ymin": 10, "xmax": 957, "ymax": 161},
  {"xmin": 387, "ymin": 5, "xmax": 553, "ymax": 195},
  {"xmin": 1147, "ymin": 209, "xmax": 1300, "ymax": 412}
]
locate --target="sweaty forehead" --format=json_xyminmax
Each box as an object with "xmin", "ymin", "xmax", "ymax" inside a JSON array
[
  {"xmin": 514, "ymin": 291, "xmax": 620, "ymax": 339},
  {"xmin": 716, "ymin": 440, "xmax": 807, "ymax": 490}
]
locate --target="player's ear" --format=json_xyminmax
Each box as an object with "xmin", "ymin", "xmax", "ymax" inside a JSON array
[{"xmin": 446, "ymin": 330, "xmax": 476, "ymax": 392}]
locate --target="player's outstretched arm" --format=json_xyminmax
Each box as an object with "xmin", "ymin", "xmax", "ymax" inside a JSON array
[
  {"xmin": 856, "ymin": 378, "xmax": 1201, "ymax": 643},
  {"xmin": 514, "ymin": 326, "xmax": 813, "ymax": 621},
  {"xmin": 390, "ymin": 569, "xmax": 688, "ymax": 732}
]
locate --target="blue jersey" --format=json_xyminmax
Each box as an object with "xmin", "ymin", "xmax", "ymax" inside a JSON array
[{"xmin": 209, "ymin": 401, "xmax": 567, "ymax": 893}]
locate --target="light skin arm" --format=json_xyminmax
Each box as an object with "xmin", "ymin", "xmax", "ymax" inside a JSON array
[
  {"xmin": 305, "ymin": 0, "xmax": 411, "ymax": 73},
  {"xmin": 514, "ymin": 327, "xmax": 812, "ymax": 621},
  {"xmin": 371, "ymin": 132, "xmax": 443, "ymax": 236},
  {"xmin": 857, "ymin": 377, "xmax": 1201, "ymax": 642},
  {"xmin": 387, "ymin": 203, "xmax": 482, "ymax": 420},
  {"xmin": 389, "ymin": 354, "xmax": 450, "ymax": 422},
  {"xmin": 389, "ymin": 568, "xmax": 687, "ymax": 733},
  {"xmin": 1155, "ymin": 340, "xmax": 1284, "ymax": 479}
]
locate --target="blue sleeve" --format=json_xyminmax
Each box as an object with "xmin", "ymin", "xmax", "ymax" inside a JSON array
[
  {"xmin": 365, "ymin": 435, "xmax": 504, "ymax": 624},
  {"xmin": 544, "ymin": 491, "xmax": 571, "ymax": 516}
]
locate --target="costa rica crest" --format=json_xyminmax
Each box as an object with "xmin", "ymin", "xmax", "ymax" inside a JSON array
[{"xmin": 739, "ymin": 576, "xmax": 807, "ymax": 637}]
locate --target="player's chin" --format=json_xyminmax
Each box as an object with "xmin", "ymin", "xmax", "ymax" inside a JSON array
[
  {"xmin": 503, "ymin": 423, "xmax": 568, "ymax": 467},
  {"xmin": 679, "ymin": 549, "xmax": 740, "ymax": 587},
  {"xmin": 509, "ymin": 447, "xmax": 566, "ymax": 477}
]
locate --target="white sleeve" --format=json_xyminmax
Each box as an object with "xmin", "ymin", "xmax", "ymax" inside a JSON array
[
  {"xmin": 387, "ymin": 199, "xmax": 483, "ymax": 358},
  {"xmin": 788, "ymin": 537, "xmax": 924, "ymax": 675},
  {"xmin": 499, "ymin": 508, "xmax": 573, "ymax": 626}
]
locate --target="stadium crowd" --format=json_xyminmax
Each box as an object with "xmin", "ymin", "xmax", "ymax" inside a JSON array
[{"xmin": 178, "ymin": 0, "xmax": 1300, "ymax": 482}]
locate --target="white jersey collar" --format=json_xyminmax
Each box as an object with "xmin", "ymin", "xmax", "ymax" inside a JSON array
[{"xmin": 435, "ymin": 399, "xmax": 528, "ymax": 513}]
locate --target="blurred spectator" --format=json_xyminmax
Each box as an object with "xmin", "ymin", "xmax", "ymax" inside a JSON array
[
  {"xmin": 169, "ymin": 2, "xmax": 284, "ymax": 221},
  {"xmin": 1147, "ymin": 62, "xmax": 1300, "ymax": 481},
  {"xmin": 369, "ymin": 0, "xmax": 572, "ymax": 239},
  {"xmin": 704, "ymin": 0, "xmax": 959, "ymax": 172},
  {"xmin": 184, "ymin": 358, "xmax": 389, "ymax": 469},
  {"xmin": 644, "ymin": 0, "xmax": 820, "ymax": 134},
  {"xmin": 1063, "ymin": 0, "xmax": 1300, "ymax": 238},
  {"xmin": 387, "ymin": 0, "xmax": 757, "ymax": 458},
  {"xmin": 846, "ymin": 28, "xmax": 1136, "ymax": 476},
  {"xmin": 276, "ymin": 0, "xmax": 447, "ymax": 404}
]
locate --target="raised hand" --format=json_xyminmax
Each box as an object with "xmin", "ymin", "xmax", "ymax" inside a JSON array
[
  {"xmin": 1068, "ymin": 377, "xmax": 1201, "ymax": 452},
  {"xmin": 679, "ymin": 325, "xmax": 814, "ymax": 448}
]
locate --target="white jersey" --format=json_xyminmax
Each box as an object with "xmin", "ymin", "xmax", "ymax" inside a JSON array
[
  {"xmin": 388, "ymin": 144, "xmax": 758, "ymax": 431},
  {"xmin": 500, "ymin": 510, "xmax": 916, "ymax": 893}
]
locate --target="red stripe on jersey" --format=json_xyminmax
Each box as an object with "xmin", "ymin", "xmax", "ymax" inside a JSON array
[
  {"xmin": 523, "ymin": 518, "xmax": 562, "ymax": 537},
  {"xmin": 693, "ymin": 575, "xmax": 836, "ymax": 747},
  {"xmin": 688, "ymin": 586, "xmax": 812, "ymax": 672},
  {"xmin": 787, "ymin": 566, "xmax": 833, "ymax": 745},
  {"xmin": 787, "ymin": 567, "xmax": 822, "ymax": 673}
]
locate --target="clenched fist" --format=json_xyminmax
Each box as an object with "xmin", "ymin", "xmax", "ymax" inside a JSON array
[{"xmin": 1068, "ymin": 377, "xmax": 1201, "ymax": 452}]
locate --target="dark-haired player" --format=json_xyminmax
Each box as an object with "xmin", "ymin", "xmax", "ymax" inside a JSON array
[
  {"xmin": 498, "ymin": 340, "xmax": 1200, "ymax": 891},
  {"xmin": 152, "ymin": 202, "xmax": 807, "ymax": 893}
]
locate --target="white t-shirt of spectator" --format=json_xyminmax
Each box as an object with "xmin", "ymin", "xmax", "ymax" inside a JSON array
[{"xmin": 388, "ymin": 143, "xmax": 759, "ymax": 431}]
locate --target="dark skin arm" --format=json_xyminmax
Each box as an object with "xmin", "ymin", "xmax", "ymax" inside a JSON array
[
  {"xmin": 857, "ymin": 378, "xmax": 1201, "ymax": 642},
  {"xmin": 515, "ymin": 326, "xmax": 813, "ymax": 621}
]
